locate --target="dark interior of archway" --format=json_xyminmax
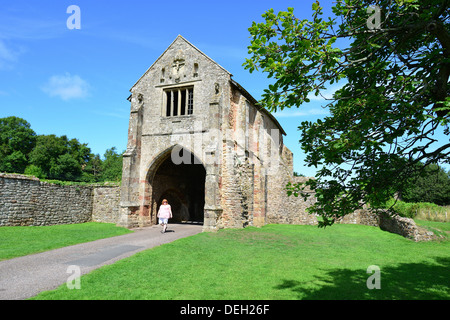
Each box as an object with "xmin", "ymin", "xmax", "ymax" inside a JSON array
[{"xmin": 153, "ymin": 149, "xmax": 205, "ymax": 224}]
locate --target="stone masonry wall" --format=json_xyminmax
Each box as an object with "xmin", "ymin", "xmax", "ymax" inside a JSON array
[
  {"xmin": 336, "ymin": 207, "xmax": 436, "ymax": 241},
  {"xmin": 0, "ymin": 174, "xmax": 121, "ymax": 227},
  {"xmin": 92, "ymin": 187, "xmax": 121, "ymax": 224},
  {"xmin": 378, "ymin": 211, "xmax": 437, "ymax": 241},
  {"xmin": 267, "ymin": 174, "xmax": 318, "ymax": 226},
  {"xmin": 0, "ymin": 174, "xmax": 93, "ymax": 226}
]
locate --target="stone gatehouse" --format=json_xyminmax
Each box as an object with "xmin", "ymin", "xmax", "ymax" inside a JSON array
[{"xmin": 119, "ymin": 35, "xmax": 315, "ymax": 231}]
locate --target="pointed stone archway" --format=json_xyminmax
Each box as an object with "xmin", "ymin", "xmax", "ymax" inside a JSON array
[{"xmin": 145, "ymin": 146, "xmax": 206, "ymax": 226}]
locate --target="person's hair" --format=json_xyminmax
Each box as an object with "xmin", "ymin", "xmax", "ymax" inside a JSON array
[{"xmin": 162, "ymin": 199, "xmax": 168, "ymax": 205}]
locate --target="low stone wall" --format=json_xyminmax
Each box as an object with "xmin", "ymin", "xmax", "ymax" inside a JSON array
[
  {"xmin": 378, "ymin": 211, "xmax": 437, "ymax": 241},
  {"xmin": 267, "ymin": 176, "xmax": 318, "ymax": 226},
  {"xmin": 0, "ymin": 174, "xmax": 93, "ymax": 226},
  {"xmin": 337, "ymin": 208, "xmax": 379, "ymax": 227},
  {"xmin": 0, "ymin": 173, "xmax": 121, "ymax": 227},
  {"xmin": 337, "ymin": 207, "xmax": 436, "ymax": 241},
  {"xmin": 92, "ymin": 187, "xmax": 121, "ymax": 224}
]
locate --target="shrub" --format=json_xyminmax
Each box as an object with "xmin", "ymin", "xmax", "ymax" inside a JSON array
[
  {"xmin": 384, "ymin": 198, "xmax": 449, "ymax": 222},
  {"xmin": 24, "ymin": 164, "xmax": 47, "ymax": 179}
]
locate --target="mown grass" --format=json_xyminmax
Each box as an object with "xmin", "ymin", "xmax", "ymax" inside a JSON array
[
  {"xmin": 0, "ymin": 222, "xmax": 133, "ymax": 261},
  {"xmin": 416, "ymin": 220, "xmax": 450, "ymax": 239},
  {"xmin": 416, "ymin": 220, "xmax": 450, "ymax": 232},
  {"xmin": 31, "ymin": 223, "xmax": 450, "ymax": 300}
]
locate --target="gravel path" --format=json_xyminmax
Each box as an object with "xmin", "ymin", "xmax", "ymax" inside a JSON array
[{"xmin": 0, "ymin": 223, "xmax": 203, "ymax": 300}]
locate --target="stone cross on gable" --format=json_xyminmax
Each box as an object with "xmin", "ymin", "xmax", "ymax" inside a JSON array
[
  {"xmin": 172, "ymin": 59, "xmax": 185, "ymax": 72},
  {"xmin": 172, "ymin": 53, "xmax": 185, "ymax": 83}
]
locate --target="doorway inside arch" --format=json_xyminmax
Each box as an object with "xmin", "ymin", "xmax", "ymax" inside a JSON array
[{"xmin": 151, "ymin": 148, "xmax": 205, "ymax": 224}]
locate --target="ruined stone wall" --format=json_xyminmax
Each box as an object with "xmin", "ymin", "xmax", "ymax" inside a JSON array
[
  {"xmin": 336, "ymin": 208, "xmax": 379, "ymax": 226},
  {"xmin": 378, "ymin": 211, "xmax": 437, "ymax": 241},
  {"xmin": 268, "ymin": 175, "xmax": 318, "ymax": 225},
  {"xmin": 224, "ymin": 85, "xmax": 318, "ymax": 228},
  {"xmin": 92, "ymin": 186, "xmax": 121, "ymax": 224},
  {"xmin": 0, "ymin": 174, "xmax": 93, "ymax": 226},
  {"xmin": 328, "ymin": 202, "xmax": 435, "ymax": 241},
  {"xmin": 218, "ymin": 140, "xmax": 250, "ymax": 229},
  {"xmin": 217, "ymin": 88, "xmax": 255, "ymax": 229},
  {"xmin": 223, "ymin": 84, "xmax": 298, "ymax": 229},
  {"xmin": 0, "ymin": 174, "xmax": 121, "ymax": 227}
]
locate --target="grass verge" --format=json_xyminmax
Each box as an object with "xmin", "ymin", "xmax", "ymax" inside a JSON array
[
  {"xmin": 31, "ymin": 224, "xmax": 449, "ymax": 300},
  {"xmin": 415, "ymin": 220, "xmax": 450, "ymax": 239},
  {"xmin": 0, "ymin": 222, "xmax": 133, "ymax": 261}
]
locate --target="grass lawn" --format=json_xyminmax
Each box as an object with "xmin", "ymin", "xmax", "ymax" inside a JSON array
[
  {"xmin": 0, "ymin": 222, "xmax": 133, "ymax": 261},
  {"xmin": 31, "ymin": 223, "xmax": 450, "ymax": 300},
  {"xmin": 416, "ymin": 219, "xmax": 450, "ymax": 232},
  {"xmin": 416, "ymin": 220, "xmax": 450, "ymax": 239}
]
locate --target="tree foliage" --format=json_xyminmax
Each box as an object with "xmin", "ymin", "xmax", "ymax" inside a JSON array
[
  {"xmin": 100, "ymin": 147, "xmax": 123, "ymax": 182},
  {"xmin": 0, "ymin": 117, "xmax": 123, "ymax": 183},
  {"xmin": 0, "ymin": 117, "xmax": 36, "ymax": 173},
  {"xmin": 402, "ymin": 163, "xmax": 450, "ymax": 206},
  {"xmin": 244, "ymin": 0, "xmax": 450, "ymax": 226},
  {"xmin": 28, "ymin": 134, "xmax": 90, "ymax": 181}
]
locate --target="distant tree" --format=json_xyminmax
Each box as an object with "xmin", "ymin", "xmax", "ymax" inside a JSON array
[
  {"xmin": 402, "ymin": 163, "xmax": 450, "ymax": 206},
  {"xmin": 100, "ymin": 147, "xmax": 123, "ymax": 182},
  {"xmin": 67, "ymin": 137, "xmax": 91, "ymax": 168},
  {"xmin": 293, "ymin": 172, "xmax": 305, "ymax": 177},
  {"xmin": 81, "ymin": 153, "xmax": 103, "ymax": 182},
  {"xmin": 50, "ymin": 153, "xmax": 82, "ymax": 181},
  {"xmin": 0, "ymin": 117, "xmax": 36, "ymax": 173},
  {"xmin": 244, "ymin": 0, "xmax": 449, "ymax": 227},
  {"xmin": 29, "ymin": 134, "xmax": 91, "ymax": 181}
]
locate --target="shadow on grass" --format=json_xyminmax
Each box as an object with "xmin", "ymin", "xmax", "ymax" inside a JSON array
[{"xmin": 275, "ymin": 257, "xmax": 450, "ymax": 300}]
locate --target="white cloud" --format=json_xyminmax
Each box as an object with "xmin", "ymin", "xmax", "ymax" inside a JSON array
[{"xmin": 42, "ymin": 73, "xmax": 90, "ymax": 101}]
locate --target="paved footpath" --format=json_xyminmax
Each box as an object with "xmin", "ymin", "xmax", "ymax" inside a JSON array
[{"xmin": 0, "ymin": 223, "xmax": 203, "ymax": 300}]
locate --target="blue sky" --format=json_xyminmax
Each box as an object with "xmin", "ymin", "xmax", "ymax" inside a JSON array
[{"xmin": 1, "ymin": 0, "xmax": 447, "ymax": 177}]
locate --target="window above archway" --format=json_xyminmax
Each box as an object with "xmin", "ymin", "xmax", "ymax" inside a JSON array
[{"xmin": 164, "ymin": 86, "xmax": 194, "ymax": 117}]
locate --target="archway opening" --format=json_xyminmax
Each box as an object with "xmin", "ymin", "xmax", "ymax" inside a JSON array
[{"xmin": 151, "ymin": 148, "xmax": 206, "ymax": 224}]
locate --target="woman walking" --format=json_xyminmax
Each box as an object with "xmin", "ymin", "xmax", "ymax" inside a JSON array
[{"xmin": 157, "ymin": 199, "xmax": 173, "ymax": 234}]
